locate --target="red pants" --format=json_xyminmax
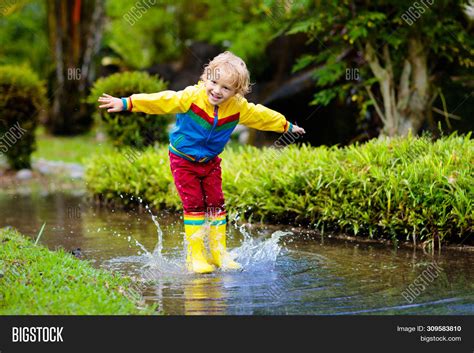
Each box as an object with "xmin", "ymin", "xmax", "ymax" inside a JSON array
[{"xmin": 169, "ymin": 151, "xmax": 226, "ymax": 214}]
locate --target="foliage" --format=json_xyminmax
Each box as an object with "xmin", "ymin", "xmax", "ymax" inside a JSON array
[
  {"xmin": 87, "ymin": 71, "xmax": 172, "ymax": 148},
  {"xmin": 0, "ymin": 65, "xmax": 46, "ymax": 169},
  {"xmin": 104, "ymin": 0, "xmax": 185, "ymax": 69},
  {"xmin": 193, "ymin": 1, "xmax": 271, "ymax": 62},
  {"xmin": 0, "ymin": 0, "xmax": 50, "ymax": 79},
  {"xmin": 0, "ymin": 228, "xmax": 156, "ymax": 315},
  {"xmin": 192, "ymin": 0, "xmax": 310, "ymax": 73},
  {"xmin": 85, "ymin": 134, "xmax": 473, "ymax": 245},
  {"xmin": 288, "ymin": 0, "xmax": 474, "ymax": 132},
  {"xmin": 103, "ymin": 0, "xmax": 310, "ymax": 73}
]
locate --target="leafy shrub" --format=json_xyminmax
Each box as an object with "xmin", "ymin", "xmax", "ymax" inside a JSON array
[
  {"xmin": 0, "ymin": 65, "xmax": 46, "ymax": 169},
  {"xmin": 85, "ymin": 134, "xmax": 473, "ymax": 245},
  {"xmin": 87, "ymin": 71, "xmax": 172, "ymax": 148}
]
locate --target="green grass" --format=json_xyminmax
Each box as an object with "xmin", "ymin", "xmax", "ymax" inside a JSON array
[
  {"xmin": 32, "ymin": 127, "xmax": 113, "ymax": 164},
  {"xmin": 84, "ymin": 133, "xmax": 473, "ymax": 245},
  {"xmin": 0, "ymin": 228, "xmax": 157, "ymax": 315}
]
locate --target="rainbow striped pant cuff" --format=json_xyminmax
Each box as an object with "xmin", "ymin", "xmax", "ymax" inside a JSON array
[
  {"xmin": 183, "ymin": 211, "xmax": 205, "ymax": 226},
  {"xmin": 209, "ymin": 211, "xmax": 227, "ymax": 226}
]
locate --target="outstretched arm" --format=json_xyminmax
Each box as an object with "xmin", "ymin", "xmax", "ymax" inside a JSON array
[
  {"xmin": 97, "ymin": 84, "xmax": 200, "ymax": 115},
  {"xmin": 239, "ymin": 99, "xmax": 306, "ymax": 134}
]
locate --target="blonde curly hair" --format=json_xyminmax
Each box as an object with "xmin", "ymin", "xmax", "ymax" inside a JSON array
[{"xmin": 200, "ymin": 51, "xmax": 252, "ymax": 96}]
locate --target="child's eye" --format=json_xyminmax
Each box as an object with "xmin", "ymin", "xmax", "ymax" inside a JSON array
[
  {"xmin": 223, "ymin": 87, "xmax": 229, "ymax": 91},
  {"xmin": 211, "ymin": 80, "xmax": 216, "ymax": 84}
]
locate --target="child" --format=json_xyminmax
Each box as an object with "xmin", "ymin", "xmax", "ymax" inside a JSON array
[{"xmin": 98, "ymin": 51, "xmax": 306, "ymax": 274}]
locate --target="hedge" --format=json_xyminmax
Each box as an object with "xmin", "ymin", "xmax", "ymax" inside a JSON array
[
  {"xmin": 84, "ymin": 134, "xmax": 473, "ymax": 245},
  {"xmin": 87, "ymin": 71, "xmax": 172, "ymax": 148},
  {"xmin": 0, "ymin": 65, "xmax": 46, "ymax": 169}
]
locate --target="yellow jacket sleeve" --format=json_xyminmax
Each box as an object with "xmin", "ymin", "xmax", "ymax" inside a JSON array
[
  {"xmin": 127, "ymin": 84, "xmax": 200, "ymax": 114},
  {"xmin": 238, "ymin": 98, "xmax": 291, "ymax": 133}
]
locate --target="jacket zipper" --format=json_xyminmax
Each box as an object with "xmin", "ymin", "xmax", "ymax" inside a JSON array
[
  {"xmin": 206, "ymin": 105, "xmax": 219, "ymax": 143},
  {"xmin": 198, "ymin": 105, "xmax": 218, "ymax": 160}
]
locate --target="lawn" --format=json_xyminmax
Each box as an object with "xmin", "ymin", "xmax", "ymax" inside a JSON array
[
  {"xmin": 32, "ymin": 127, "xmax": 113, "ymax": 164},
  {"xmin": 0, "ymin": 227, "xmax": 156, "ymax": 315}
]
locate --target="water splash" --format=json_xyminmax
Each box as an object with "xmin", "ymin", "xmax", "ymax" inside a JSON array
[
  {"xmin": 143, "ymin": 205, "xmax": 186, "ymax": 276},
  {"xmin": 112, "ymin": 195, "xmax": 291, "ymax": 277},
  {"xmin": 150, "ymin": 213, "xmax": 163, "ymax": 255},
  {"xmin": 231, "ymin": 223, "xmax": 292, "ymax": 271},
  {"xmin": 143, "ymin": 215, "xmax": 291, "ymax": 277}
]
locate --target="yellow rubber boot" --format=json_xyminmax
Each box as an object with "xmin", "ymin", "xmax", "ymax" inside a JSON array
[
  {"xmin": 208, "ymin": 214, "xmax": 241, "ymax": 270},
  {"xmin": 184, "ymin": 213, "xmax": 214, "ymax": 274}
]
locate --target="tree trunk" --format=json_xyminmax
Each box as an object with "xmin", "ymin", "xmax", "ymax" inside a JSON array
[
  {"xmin": 47, "ymin": 0, "xmax": 104, "ymax": 135},
  {"xmin": 399, "ymin": 37, "xmax": 430, "ymax": 135},
  {"xmin": 365, "ymin": 37, "xmax": 431, "ymax": 137}
]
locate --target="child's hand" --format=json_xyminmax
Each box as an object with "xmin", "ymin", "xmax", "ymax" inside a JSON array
[
  {"xmin": 292, "ymin": 125, "xmax": 306, "ymax": 135},
  {"xmin": 97, "ymin": 93, "xmax": 124, "ymax": 113}
]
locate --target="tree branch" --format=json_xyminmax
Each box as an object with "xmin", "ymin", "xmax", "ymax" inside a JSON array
[
  {"xmin": 383, "ymin": 44, "xmax": 393, "ymax": 81},
  {"xmin": 365, "ymin": 42, "xmax": 386, "ymax": 80},
  {"xmin": 432, "ymin": 107, "xmax": 462, "ymax": 120},
  {"xmin": 397, "ymin": 59, "xmax": 411, "ymax": 111},
  {"xmin": 365, "ymin": 85, "xmax": 387, "ymax": 124}
]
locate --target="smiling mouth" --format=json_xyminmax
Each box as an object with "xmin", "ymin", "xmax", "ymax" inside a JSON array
[{"xmin": 210, "ymin": 92, "xmax": 222, "ymax": 100}]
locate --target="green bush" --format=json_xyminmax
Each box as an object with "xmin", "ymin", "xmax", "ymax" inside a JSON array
[
  {"xmin": 87, "ymin": 71, "xmax": 172, "ymax": 148},
  {"xmin": 0, "ymin": 65, "xmax": 46, "ymax": 169},
  {"xmin": 84, "ymin": 134, "xmax": 473, "ymax": 245}
]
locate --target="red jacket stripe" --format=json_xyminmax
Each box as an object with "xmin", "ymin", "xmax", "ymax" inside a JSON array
[
  {"xmin": 190, "ymin": 103, "xmax": 214, "ymax": 124},
  {"xmin": 216, "ymin": 112, "xmax": 240, "ymax": 126}
]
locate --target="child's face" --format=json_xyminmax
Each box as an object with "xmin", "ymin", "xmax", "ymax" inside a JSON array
[{"xmin": 204, "ymin": 71, "xmax": 237, "ymax": 106}]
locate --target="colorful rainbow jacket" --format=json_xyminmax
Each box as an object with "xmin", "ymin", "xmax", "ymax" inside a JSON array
[{"xmin": 126, "ymin": 82, "xmax": 292, "ymax": 162}]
